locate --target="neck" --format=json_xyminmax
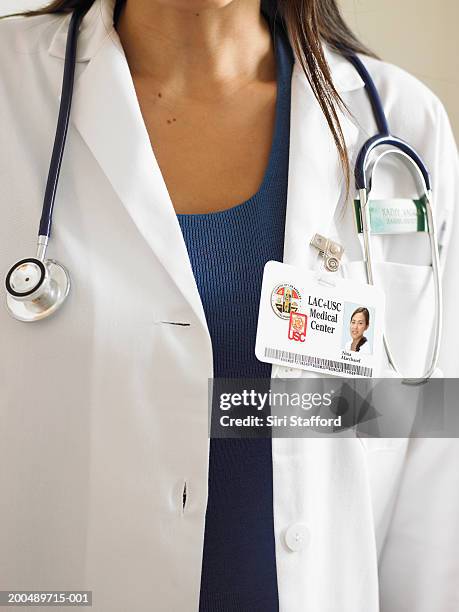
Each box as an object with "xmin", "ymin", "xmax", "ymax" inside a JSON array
[{"xmin": 115, "ymin": 0, "xmax": 275, "ymax": 100}]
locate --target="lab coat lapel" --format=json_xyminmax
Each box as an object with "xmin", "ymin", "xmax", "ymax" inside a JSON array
[
  {"xmin": 284, "ymin": 59, "xmax": 362, "ymax": 269},
  {"xmin": 67, "ymin": 30, "xmax": 208, "ymax": 328}
]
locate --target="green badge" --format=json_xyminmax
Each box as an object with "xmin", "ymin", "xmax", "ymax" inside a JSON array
[{"xmin": 354, "ymin": 196, "xmax": 428, "ymax": 235}]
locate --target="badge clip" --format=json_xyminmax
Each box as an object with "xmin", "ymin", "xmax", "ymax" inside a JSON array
[{"xmin": 310, "ymin": 234, "xmax": 344, "ymax": 272}]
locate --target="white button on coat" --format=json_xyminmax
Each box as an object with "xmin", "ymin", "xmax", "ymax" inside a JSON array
[{"xmin": 284, "ymin": 523, "xmax": 311, "ymax": 552}]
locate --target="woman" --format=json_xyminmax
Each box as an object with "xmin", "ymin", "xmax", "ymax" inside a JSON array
[
  {"xmin": 345, "ymin": 306, "xmax": 371, "ymax": 353},
  {"xmin": 0, "ymin": 1, "xmax": 458, "ymax": 611}
]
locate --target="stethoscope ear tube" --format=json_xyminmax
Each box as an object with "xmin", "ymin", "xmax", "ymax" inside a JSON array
[{"xmin": 358, "ymin": 180, "xmax": 442, "ymax": 384}]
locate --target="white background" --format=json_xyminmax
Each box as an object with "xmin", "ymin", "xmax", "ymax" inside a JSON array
[{"xmin": 1, "ymin": 0, "xmax": 458, "ymax": 140}]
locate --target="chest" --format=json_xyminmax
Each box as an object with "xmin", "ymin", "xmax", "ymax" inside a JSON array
[{"xmin": 131, "ymin": 77, "xmax": 278, "ymax": 213}]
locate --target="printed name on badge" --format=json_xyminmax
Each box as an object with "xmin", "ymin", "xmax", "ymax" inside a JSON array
[{"xmin": 255, "ymin": 261, "xmax": 385, "ymax": 378}]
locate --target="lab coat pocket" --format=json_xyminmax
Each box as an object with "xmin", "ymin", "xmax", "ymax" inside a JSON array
[
  {"xmin": 342, "ymin": 260, "xmax": 436, "ymax": 379},
  {"xmin": 357, "ymin": 436, "xmax": 410, "ymax": 556}
]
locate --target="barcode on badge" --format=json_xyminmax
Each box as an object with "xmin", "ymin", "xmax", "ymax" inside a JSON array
[{"xmin": 265, "ymin": 347, "xmax": 373, "ymax": 377}]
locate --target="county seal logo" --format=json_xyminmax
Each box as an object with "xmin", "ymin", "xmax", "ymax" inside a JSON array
[{"xmin": 271, "ymin": 284, "xmax": 301, "ymax": 320}]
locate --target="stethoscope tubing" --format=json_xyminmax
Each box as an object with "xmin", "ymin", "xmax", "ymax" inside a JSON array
[
  {"xmin": 38, "ymin": 5, "xmax": 88, "ymax": 244},
  {"xmin": 348, "ymin": 53, "xmax": 441, "ymax": 382},
  {"xmin": 355, "ymin": 134, "xmax": 432, "ymax": 192},
  {"xmin": 346, "ymin": 53, "xmax": 432, "ymax": 192},
  {"xmin": 343, "ymin": 51, "xmax": 390, "ymax": 136}
]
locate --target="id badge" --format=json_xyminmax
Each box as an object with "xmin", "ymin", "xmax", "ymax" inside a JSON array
[{"xmin": 255, "ymin": 261, "xmax": 385, "ymax": 378}]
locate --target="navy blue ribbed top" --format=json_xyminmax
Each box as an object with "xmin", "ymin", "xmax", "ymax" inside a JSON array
[{"xmin": 177, "ymin": 19, "xmax": 293, "ymax": 612}]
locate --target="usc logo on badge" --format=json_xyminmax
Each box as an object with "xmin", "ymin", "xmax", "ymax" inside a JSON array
[{"xmin": 288, "ymin": 312, "xmax": 307, "ymax": 343}]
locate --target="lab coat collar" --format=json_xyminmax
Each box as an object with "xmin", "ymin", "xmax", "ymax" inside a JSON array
[
  {"xmin": 46, "ymin": 0, "xmax": 363, "ymax": 328},
  {"xmin": 47, "ymin": 0, "xmax": 116, "ymax": 62}
]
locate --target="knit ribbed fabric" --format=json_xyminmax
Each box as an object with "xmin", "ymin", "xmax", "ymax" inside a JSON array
[{"xmin": 177, "ymin": 18, "xmax": 293, "ymax": 612}]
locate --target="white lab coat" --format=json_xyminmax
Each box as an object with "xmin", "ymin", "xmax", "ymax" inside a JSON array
[{"xmin": 1, "ymin": 1, "xmax": 459, "ymax": 610}]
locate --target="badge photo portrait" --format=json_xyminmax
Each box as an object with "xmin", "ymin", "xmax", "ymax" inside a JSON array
[{"xmin": 342, "ymin": 302, "xmax": 375, "ymax": 354}]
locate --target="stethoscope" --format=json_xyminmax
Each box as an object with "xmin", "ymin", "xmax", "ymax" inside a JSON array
[
  {"xmin": 346, "ymin": 53, "xmax": 442, "ymax": 383},
  {"xmin": 4, "ymin": 8, "xmax": 442, "ymax": 382},
  {"xmin": 4, "ymin": 7, "xmax": 85, "ymax": 323}
]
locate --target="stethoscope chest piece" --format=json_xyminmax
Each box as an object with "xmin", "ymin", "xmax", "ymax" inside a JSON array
[{"xmin": 5, "ymin": 258, "xmax": 70, "ymax": 322}]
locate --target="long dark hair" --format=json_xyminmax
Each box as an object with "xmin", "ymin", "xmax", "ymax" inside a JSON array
[{"xmin": 4, "ymin": 0, "xmax": 375, "ymax": 187}]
